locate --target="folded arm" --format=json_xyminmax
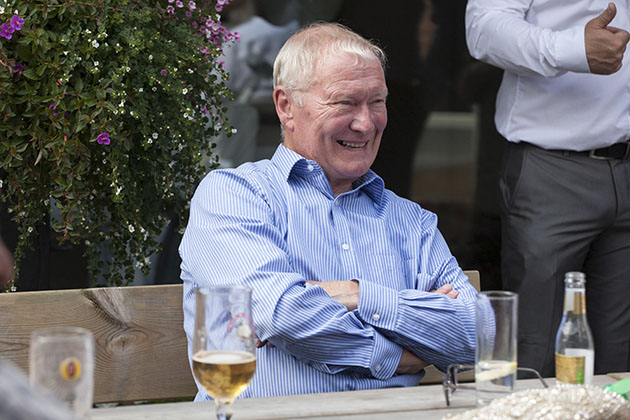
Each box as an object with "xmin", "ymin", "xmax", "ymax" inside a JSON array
[{"xmin": 309, "ymin": 213, "xmax": 478, "ymax": 372}]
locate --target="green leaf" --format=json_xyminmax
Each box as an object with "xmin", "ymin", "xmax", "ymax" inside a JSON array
[{"xmin": 22, "ymin": 69, "xmax": 39, "ymax": 80}]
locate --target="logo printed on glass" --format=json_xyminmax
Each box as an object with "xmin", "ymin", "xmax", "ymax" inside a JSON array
[{"xmin": 60, "ymin": 357, "xmax": 82, "ymax": 380}]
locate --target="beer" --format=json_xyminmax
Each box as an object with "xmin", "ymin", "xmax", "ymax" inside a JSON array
[
  {"xmin": 555, "ymin": 272, "xmax": 594, "ymax": 385},
  {"xmin": 193, "ymin": 350, "xmax": 256, "ymax": 402},
  {"xmin": 475, "ymin": 360, "xmax": 517, "ymax": 403}
]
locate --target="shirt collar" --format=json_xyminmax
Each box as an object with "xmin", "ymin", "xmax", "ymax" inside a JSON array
[{"xmin": 271, "ymin": 144, "xmax": 385, "ymax": 207}]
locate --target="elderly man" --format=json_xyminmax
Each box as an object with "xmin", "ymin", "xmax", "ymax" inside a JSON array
[{"xmin": 180, "ymin": 22, "xmax": 477, "ymax": 400}]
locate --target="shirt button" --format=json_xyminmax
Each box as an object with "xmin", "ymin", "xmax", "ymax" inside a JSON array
[
  {"xmin": 307, "ymin": 164, "xmax": 314, "ymax": 171},
  {"xmin": 375, "ymin": 364, "xmax": 382, "ymax": 372},
  {"xmin": 342, "ymin": 243, "xmax": 350, "ymax": 251},
  {"xmin": 372, "ymin": 313, "xmax": 380, "ymax": 321}
]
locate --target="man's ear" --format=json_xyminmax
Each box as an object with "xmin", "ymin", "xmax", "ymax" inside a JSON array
[{"xmin": 273, "ymin": 87, "xmax": 294, "ymax": 132}]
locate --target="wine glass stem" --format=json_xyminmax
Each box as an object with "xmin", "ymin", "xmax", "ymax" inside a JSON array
[{"xmin": 215, "ymin": 401, "xmax": 232, "ymax": 420}]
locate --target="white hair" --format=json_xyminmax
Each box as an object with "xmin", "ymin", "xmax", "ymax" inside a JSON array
[{"xmin": 273, "ymin": 22, "xmax": 387, "ymax": 107}]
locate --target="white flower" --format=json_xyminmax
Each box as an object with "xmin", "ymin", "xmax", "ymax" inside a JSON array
[
  {"xmin": 92, "ymin": 40, "xmax": 100, "ymax": 48},
  {"xmin": 147, "ymin": 139, "xmax": 153, "ymax": 144},
  {"xmin": 63, "ymin": 51, "xmax": 69, "ymax": 56},
  {"xmin": 93, "ymin": 61, "xmax": 99, "ymax": 67},
  {"xmin": 77, "ymin": 56, "xmax": 82, "ymax": 61},
  {"xmin": 152, "ymin": 132, "xmax": 158, "ymax": 139},
  {"xmin": 85, "ymin": 29, "xmax": 92, "ymax": 34},
  {"xmin": 149, "ymin": 54, "xmax": 153, "ymax": 60},
  {"xmin": 128, "ymin": 225, "xmax": 135, "ymax": 233},
  {"xmin": 232, "ymin": 128, "xmax": 238, "ymax": 134},
  {"xmin": 182, "ymin": 88, "xmax": 188, "ymax": 94},
  {"xmin": 126, "ymin": 66, "xmax": 131, "ymax": 72},
  {"xmin": 0, "ymin": 6, "xmax": 5, "ymax": 14},
  {"xmin": 188, "ymin": 69, "xmax": 194, "ymax": 74},
  {"xmin": 27, "ymin": 227, "xmax": 33, "ymax": 233},
  {"xmin": 183, "ymin": 113, "xmax": 189, "ymax": 118},
  {"xmin": 152, "ymin": 87, "xmax": 157, "ymax": 92},
  {"xmin": 138, "ymin": 88, "xmax": 143, "ymax": 92}
]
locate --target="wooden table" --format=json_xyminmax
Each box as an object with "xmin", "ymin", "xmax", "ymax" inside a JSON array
[{"xmin": 92, "ymin": 375, "xmax": 617, "ymax": 420}]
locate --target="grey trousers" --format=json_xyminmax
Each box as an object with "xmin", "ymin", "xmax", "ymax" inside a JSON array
[{"xmin": 500, "ymin": 142, "xmax": 630, "ymax": 378}]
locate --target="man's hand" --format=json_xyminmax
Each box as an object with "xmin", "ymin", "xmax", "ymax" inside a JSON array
[
  {"xmin": 585, "ymin": 2, "xmax": 630, "ymax": 74},
  {"xmin": 431, "ymin": 283, "xmax": 459, "ymax": 299},
  {"xmin": 396, "ymin": 349, "xmax": 429, "ymax": 375},
  {"xmin": 306, "ymin": 279, "xmax": 359, "ymax": 311}
]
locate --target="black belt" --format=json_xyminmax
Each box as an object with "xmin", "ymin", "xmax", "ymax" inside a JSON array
[{"xmin": 578, "ymin": 143, "xmax": 630, "ymax": 160}]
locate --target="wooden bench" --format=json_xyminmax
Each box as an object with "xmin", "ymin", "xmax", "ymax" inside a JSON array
[{"xmin": 0, "ymin": 270, "xmax": 479, "ymax": 402}]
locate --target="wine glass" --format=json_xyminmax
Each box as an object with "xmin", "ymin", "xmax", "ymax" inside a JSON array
[{"xmin": 192, "ymin": 285, "xmax": 256, "ymax": 420}]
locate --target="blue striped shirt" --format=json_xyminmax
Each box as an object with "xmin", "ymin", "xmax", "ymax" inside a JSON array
[{"xmin": 179, "ymin": 144, "xmax": 477, "ymax": 400}]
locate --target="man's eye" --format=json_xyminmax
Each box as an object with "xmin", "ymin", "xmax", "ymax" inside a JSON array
[{"xmin": 336, "ymin": 101, "xmax": 352, "ymax": 106}]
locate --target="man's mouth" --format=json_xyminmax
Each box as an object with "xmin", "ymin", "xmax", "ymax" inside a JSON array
[{"xmin": 337, "ymin": 140, "xmax": 367, "ymax": 148}]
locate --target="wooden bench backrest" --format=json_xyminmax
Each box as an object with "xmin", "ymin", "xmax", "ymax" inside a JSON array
[
  {"xmin": 0, "ymin": 284, "xmax": 197, "ymax": 403},
  {"xmin": 0, "ymin": 270, "xmax": 480, "ymax": 401}
]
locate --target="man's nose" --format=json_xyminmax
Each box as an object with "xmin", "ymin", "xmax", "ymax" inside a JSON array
[{"xmin": 350, "ymin": 104, "xmax": 376, "ymax": 132}]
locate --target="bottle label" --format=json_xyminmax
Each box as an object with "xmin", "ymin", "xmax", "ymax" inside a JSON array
[{"xmin": 555, "ymin": 352, "xmax": 585, "ymax": 384}]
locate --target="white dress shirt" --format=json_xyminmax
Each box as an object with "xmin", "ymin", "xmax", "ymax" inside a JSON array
[{"xmin": 466, "ymin": 0, "xmax": 630, "ymax": 150}]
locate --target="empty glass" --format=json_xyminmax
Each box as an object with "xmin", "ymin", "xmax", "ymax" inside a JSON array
[{"xmin": 30, "ymin": 327, "xmax": 94, "ymax": 419}]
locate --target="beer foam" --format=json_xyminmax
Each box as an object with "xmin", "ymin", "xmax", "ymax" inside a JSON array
[{"xmin": 193, "ymin": 350, "xmax": 255, "ymax": 364}]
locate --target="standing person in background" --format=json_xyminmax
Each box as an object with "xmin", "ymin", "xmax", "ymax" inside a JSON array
[{"xmin": 466, "ymin": 1, "xmax": 630, "ymax": 377}]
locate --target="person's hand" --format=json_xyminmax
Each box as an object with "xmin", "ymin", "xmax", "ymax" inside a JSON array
[
  {"xmin": 431, "ymin": 283, "xmax": 459, "ymax": 299},
  {"xmin": 0, "ymin": 237, "xmax": 14, "ymax": 288},
  {"xmin": 585, "ymin": 2, "xmax": 630, "ymax": 74},
  {"xmin": 306, "ymin": 279, "xmax": 359, "ymax": 311},
  {"xmin": 395, "ymin": 348, "xmax": 429, "ymax": 375}
]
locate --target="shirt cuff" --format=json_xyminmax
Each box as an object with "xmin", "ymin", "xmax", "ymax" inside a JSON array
[
  {"xmin": 355, "ymin": 278, "xmax": 399, "ymax": 331},
  {"xmin": 370, "ymin": 330, "xmax": 402, "ymax": 380},
  {"xmin": 554, "ymin": 26, "xmax": 590, "ymax": 73}
]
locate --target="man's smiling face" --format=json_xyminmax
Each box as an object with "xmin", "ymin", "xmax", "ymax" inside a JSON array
[{"xmin": 281, "ymin": 52, "xmax": 388, "ymax": 196}]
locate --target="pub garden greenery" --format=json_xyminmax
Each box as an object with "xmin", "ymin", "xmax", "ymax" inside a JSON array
[{"xmin": 0, "ymin": 0, "xmax": 237, "ymax": 288}]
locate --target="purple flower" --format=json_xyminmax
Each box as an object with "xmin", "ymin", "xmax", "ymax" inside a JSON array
[
  {"xmin": 97, "ymin": 132, "xmax": 110, "ymax": 145},
  {"xmin": 0, "ymin": 23, "xmax": 14, "ymax": 40},
  {"xmin": 176, "ymin": 0, "xmax": 184, "ymax": 7},
  {"xmin": 168, "ymin": 0, "xmax": 174, "ymax": 2},
  {"xmin": 160, "ymin": 69, "xmax": 168, "ymax": 76},
  {"xmin": 13, "ymin": 62, "xmax": 25, "ymax": 77},
  {"xmin": 10, "ymin": 14, "xmax": 24, "ymax": 31},
  {"xmin": 215, "ymin": 4, "xmax": 223, "ymax": 12},
  {"xmin": 166, "ymin": 5, "xmax": 175, "ymax": 13},
  {"xmin": 185, "ymin": 10, "xmax": 192, "ymax": 18},
  {"xmin": 188, "ymin": 1, "xmax": 196, "ymax": 10}
]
